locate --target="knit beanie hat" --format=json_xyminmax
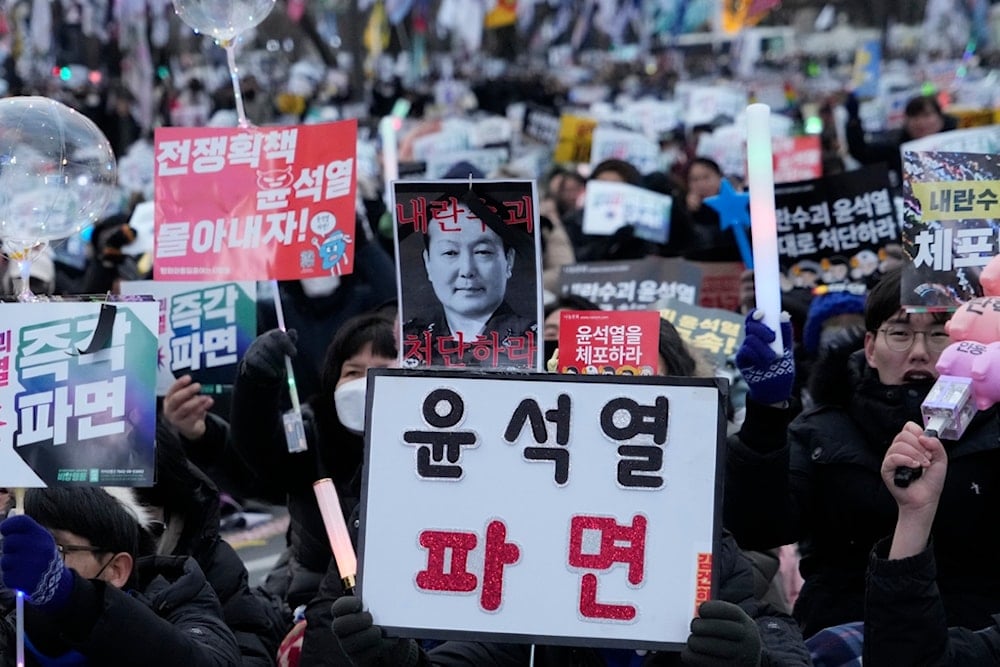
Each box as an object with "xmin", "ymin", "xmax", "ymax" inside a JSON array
[{"xmin": 803, "ymin": 290, "xmax": 866, "ymax": 354}]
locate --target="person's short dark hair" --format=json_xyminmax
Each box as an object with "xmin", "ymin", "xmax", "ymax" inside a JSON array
[
  {"xmin": 590, "ymin": 159, "xmax": 643, "ymax": 186},
  {"xmin": 904, "ymin": 95, "xmax": 943, "ymax": 118},
  {"xmin": 318, "ymin": 313, "xmax": 396, "ymax": 399},
  {"xmin": 688, "ymin": 157, "xmax": 723, "ymax": 178},
  {"xmin": 544, "ymin": 294, "xmax": 601, "ymax": 319},
  {"xmin": 658, "ymin": 318, "xmax": 698, "ymax": 377},
  {"xmin": 864, "ymin": 266, "xmax": 948, "ymax": 332},
  {"xmin": 25, "ymin": 487, "xmax": 141, "ymax": 561}
]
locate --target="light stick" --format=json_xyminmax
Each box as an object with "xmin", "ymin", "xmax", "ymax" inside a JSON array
[
  {"xmin": 14, "ymin": 488, "xmax": 25, "ymax": 667},
  {"xmin": 313, "ymin": 478, "xmax": 358, "ymax": 591},
  {"xmin": 380, "ymin": 116, "xmax": 399, "ymax": 208},
  {"xmin": 746, "ymin": 103, "xmax": 783, "ymax": 356}
]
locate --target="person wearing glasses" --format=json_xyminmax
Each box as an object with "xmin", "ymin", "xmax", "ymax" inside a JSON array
[
  {"xmin": 0, "ymin": 486, "xmax": 241, "ymax": 666},
  {"xmin": 724, "ymin": 265, "xmax": 1000, "ymax": 643}
]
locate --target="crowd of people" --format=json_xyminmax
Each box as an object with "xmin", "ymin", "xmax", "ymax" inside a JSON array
[{"xmin": 1, "ymin": 60, "xmax": 997, "ymax": 666}]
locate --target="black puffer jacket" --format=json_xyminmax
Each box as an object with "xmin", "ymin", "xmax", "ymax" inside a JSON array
[
  {"xmin": 726, "ymin": 347, "xmax": 1000, "ymax": 637},
  {"xmin": 228, "ymin": 368, "xmax": 362, "ymax": 610},
  {"xmin": 1, "ymin": 555, "xmax": 240, "ymax": 666},
  {"xmin": 865, "ymin": 537, "xmax": 1000, "ymax": 666},
  {"xmin": 422, "ymin": 532, "xmax": 811, "ymax": 666}
]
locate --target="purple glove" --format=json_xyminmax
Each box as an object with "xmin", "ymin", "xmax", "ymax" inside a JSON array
[
  {"xmin": 1, "ymin": 514, "xmax": 74, "ymax": 612},
  {"xmin": 736, "ymin": 309, "xmax": 795, "ymax": 405}
]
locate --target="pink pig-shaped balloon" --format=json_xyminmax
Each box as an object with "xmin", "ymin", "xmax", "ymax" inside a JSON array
[
  {"xmin": 936, "ymin": 340, "xmax": 1000, "ymax": 410},
  {"xmin": 945, "ymin": 296, "xmax": 1000, "ymax": 344},
  {"xmin": 980, "ymin": 253, "xmax": 1000, "ymax": 297}
]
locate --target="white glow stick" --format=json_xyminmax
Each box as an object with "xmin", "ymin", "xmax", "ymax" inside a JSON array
[
  {"xmin": 313, "ymin": 478, "xmax": 358, "ymax": 590},
  {"xmin": 746, "ymin": 103, "xmax": 783, "ymax": 356},
  {"xmin": 380, "ymin": 117, "xmax": 399, "ymax": 207}
]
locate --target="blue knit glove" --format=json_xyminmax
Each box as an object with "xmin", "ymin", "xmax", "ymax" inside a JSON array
[
  {"xmin": 1, "ymin": 515, "xmax": 74, "ymax": 612},
  {"xmin": 736, "ymin": 309, "xmax": 795, "ymax": 405}
]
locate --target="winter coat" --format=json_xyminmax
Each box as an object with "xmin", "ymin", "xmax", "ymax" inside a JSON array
[
  {"xmin": 227, "ymin": 370, "xmax": 361, "ymax": 610},
  {"xmin": 0, "ymin": 555, "xmax": 240, "ymax": 667},
  {"xmin": 864, "ymin": 537, "xmax": 1000, "ymax": 666},
  {"xmin": 726, "ymin": 347, "xmax": 1000, "ymax": 637}
]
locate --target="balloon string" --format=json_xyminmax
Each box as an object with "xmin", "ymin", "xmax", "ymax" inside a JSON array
[{"xmin": 223, "ymin": 40, "xmax": 251, "ymax": 128}]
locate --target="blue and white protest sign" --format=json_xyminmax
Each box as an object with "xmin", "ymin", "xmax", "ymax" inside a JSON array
[{"xmin": 582, "ymin": 180, "xmax": 673, "ymax": 244}]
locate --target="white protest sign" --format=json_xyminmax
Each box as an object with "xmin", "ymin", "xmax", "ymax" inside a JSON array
[
  {"xmin": 589, "ymin": 127, "xmax": 663, "ymax": 175},
  {"xmin": 901, "ymin": 124, "xmax": 1000, "ymax": 154},
  {"xmin": 425, "ymin": 147, "xmax": 510, "ymax": 178},
  {"xmin": 360, "ymin": 370, "xmax": 725, "ymax": 650},
  {"xmin": 582, "ymin": 180, "xmax": 673, "ymax": 244}
]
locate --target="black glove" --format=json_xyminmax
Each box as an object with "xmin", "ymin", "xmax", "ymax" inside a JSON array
[
  {"xmin": 843, "ymin": 92, "xmax": 860, "ymax": 120},
  {"xmin": 331, "ymin": 596, "xmax": 420, "ymax": 667},
  {"xmin": 681, "ymin": 600, "xmax": 762, "ymax": 667},
  {"xmin": 241, "ymin": 328, "xmax": 297, "ymax": 382}
]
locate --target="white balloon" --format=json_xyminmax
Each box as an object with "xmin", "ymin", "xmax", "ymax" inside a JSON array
[
  {"xmin": 172, "ymin": 0, "xmax": 276, "ymax": 42},
  {"xmin": 0, "ymin": 96, "xmax": 117, "ymax": 251}
]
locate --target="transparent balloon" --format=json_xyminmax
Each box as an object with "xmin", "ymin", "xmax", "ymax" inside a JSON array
[
  {"xmin": 0, "ymin": 96, "xmax": 117, "ymax": 300},
  {"xmin": 172, "ymin": 0, "xmax": 277, "ymax": 43}
]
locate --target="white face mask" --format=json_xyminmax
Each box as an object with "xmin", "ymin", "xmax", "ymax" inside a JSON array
[
  {"xmin": 334, "ymin": 376, "xmax": 367, "ymax": 435},
  {"xmin": 301, "ymin": 275, "xmax": 341, "ymax": 298}
]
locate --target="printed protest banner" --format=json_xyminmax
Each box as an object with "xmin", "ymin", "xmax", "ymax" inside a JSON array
[
  {"xmin": 558, "ymin": 257, "xmax": 702, "ymax": 311},
  {"xmin": 394, "ymin": 179, "xmax": 543, "ymax": 369},
  {"xmin": 581, "ymin": 180, "xmax": 673, "ymax": 245},
  {"xmin": 686, "ymin": 261, "xmax": 744, "ymax": 313},
  {"xmin": 900, "ymin": 151, "xmax": 1000, "ymax": 308},
  {"xmin": 0, "ymin": 301, "xmax": 159, "ymax": 487},
  {"xmin": 774, "ymin": 164, "xmax": 898, "ymax": 290},
  {"xmin": 557, "ymin": 310, "xmax": 660, "ymax": 374},
  {"xmin": 522, "ymin": 104, "xmax": 561, "ymax": 148},
  {"xmin": 772, "ymin": 135, "xmax": 822, "ymax": 185},
  {"xmin": 119, "ymin": 280, "xmax": 256, "ymax": 396},
  {"xmin": 901, "ymin": 125, "xmax": 1000, "ymax": 155},
  {"xmin": 659, "ymin": 300, "xmax": 745, "ymax": 368},
  {"xmin": 360, "ymin": 369, "xmax": 726, "ymax": 649},
  {"xmin": 553, "ymin": 114, "xmax": 597, "ymax": 164},
  {"xmin": 153, "ymin": 120, "xmax": 358, "ymax": 281},
  {"xmin": 589, "ymin": 127, "xmax": 663, "ymax": 175}
]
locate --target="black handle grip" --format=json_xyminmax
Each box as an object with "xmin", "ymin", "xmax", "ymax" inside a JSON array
[
  {"xmin": 892, "ymin": 427, "xmax": 938, "ymax": 488},
  {"xmin": 893, "ymin": 466, "xmax": 923, "ymax": 488}
]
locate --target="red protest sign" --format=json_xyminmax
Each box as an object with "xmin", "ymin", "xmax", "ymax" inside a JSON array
[
  {"xmin": 153, "ymin": 121, "xmax": 358, "ymax": 281},
  {"xmin": 557, "ymin": 310, "xmax": 661, "ymax": 375}
]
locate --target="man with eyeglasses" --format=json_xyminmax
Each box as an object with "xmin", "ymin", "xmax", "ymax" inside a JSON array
[
  {"xmin": 724, "ymin": 266, "xmax": 1000, "ymax": 643},
  {"xmin": 0, "ymin": 486, "xmax": 240, "ymax": 666}
]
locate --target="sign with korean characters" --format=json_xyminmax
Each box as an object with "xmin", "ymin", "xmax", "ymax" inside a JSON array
[
  {"xmin": 772, "ymin": 135, "xmax": 822, "ymax": 185},
  {"xmin": 119, "ymin": 280, "xmax": 256, "ymax": 396},
  {"xmin": 153, "ymin": 120, "xmax": 358, "ymax": 281},
  {"xmin": 557, "ymin": 310, "xmax": 661, "ymax": 375},
  {"xmin": 359, "ymin": 370, "xmax": 726, "ymax": 650},
  {"xmin": 774, "ymin": 164, "xmax": 898, "ymax": 289},
  {"xmin": 0, "ymin": 300, "xmax": 159, "ymax": 487},
  {"xmin": 394, "ymin": 179, "xmax": 543, "ymax": 370},
  {"xmin": 558, "ymin": 257, "xmax": 702, "ymax": 311},
  {"xmin": 589, "ymin": 127, "xmax": 663, "ymax": 176},
  {"xmin": 658, "ymin": 299, "xmax": 745, "ymax": 369},
  {"xmin": 582, "ymin": 180, "xmax": 673, "ymax": 245},
  {"xmin": 901, "ymin": 151, "xmax": 1000, "ymax": 308}
]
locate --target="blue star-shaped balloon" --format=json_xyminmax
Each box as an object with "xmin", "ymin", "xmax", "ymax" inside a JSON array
[{"xmin": 703, "ymin": 179, "xmax": 753, "ymax": 269}]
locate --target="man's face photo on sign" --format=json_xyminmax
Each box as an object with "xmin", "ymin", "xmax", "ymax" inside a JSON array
[{"xmin": 422, "ymin": 212, "xmax": 516, "ymax": 326}]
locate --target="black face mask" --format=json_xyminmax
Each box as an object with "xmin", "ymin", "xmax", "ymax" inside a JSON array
[{"xmin": 543, "ymin": 339, "xmax": 559, "ymax": 367}]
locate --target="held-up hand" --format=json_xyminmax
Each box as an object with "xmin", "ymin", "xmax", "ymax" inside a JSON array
[
  {"xmin": 882, "ymin": 421, "xmax": 948, "ymax": 515},
  {"xmin": 241, "ymin": 328, "xmax": 298, "ymax": 383},
  {"xmin": 163, "ymin": 375, "xmax": 214, "ymax": 440},
  {"xmin": 736, "ymin": 310, "xmax": 795, "ymax": 406},
  {"xmin": 0, "ymin": 515, "xmax": 74, "ymax": 613},
  {"xmin": 330, "ymin": 596, "xmax": 420, "ymax": 666},
  {"xmin": 681, "ymin": 600, "xmax": 762, "ymax": 666}
]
